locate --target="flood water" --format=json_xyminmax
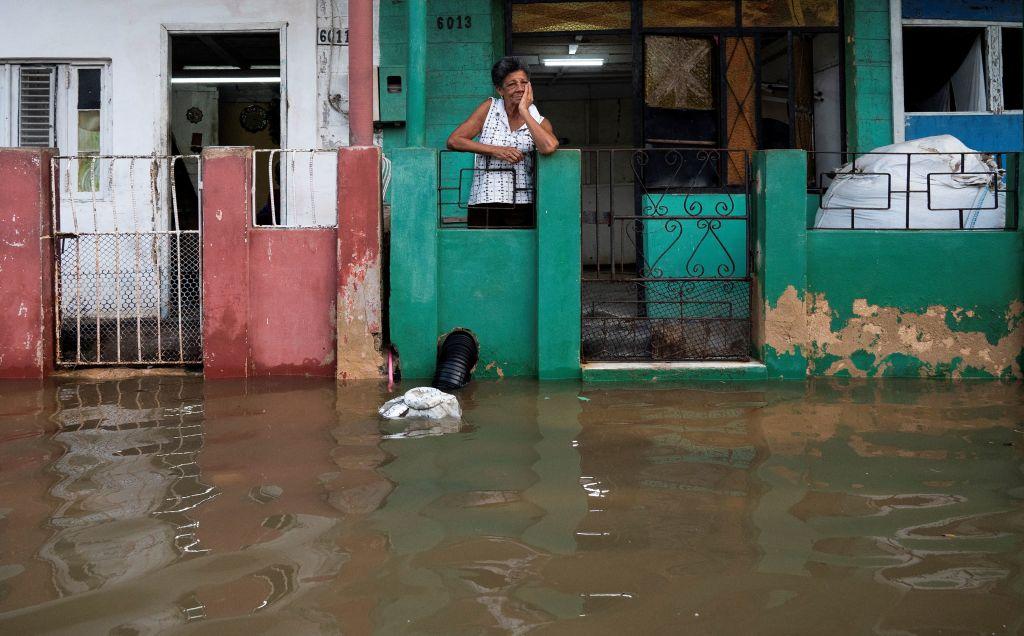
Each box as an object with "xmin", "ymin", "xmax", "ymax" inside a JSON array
[{"xmin": 1, "ymin": 376, "xmax": 1023, "ymax": 634}]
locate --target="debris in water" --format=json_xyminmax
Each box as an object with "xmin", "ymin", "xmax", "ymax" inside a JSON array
[
  {"xmin": 379, "ymin": 387, "xmax": 461, "ymax": 420},
  {"xmin": 248, "ymin": 484, "xmax": 283, "ymax": 504}
]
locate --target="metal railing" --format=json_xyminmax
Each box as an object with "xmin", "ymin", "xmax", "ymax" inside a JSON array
[
  {"xmin": 50, "ymin": 155, "xmax": 202, "ymax": 366},
  {"xmin": 581, "ymin": 148, "xmax": 752, "ymax": 362},
  {"xmin": 251, "ymin": 149, "xmax": 338, "ymax": 228},
  {"xmin": 808, "ymin": 150, "xmax": 1017, "ymax": 230},
  {"xmin": 437, "ymin": 150, "xmax": 536, "ymax": 228}
]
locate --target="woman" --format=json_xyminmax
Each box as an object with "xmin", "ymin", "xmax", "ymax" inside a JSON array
[{"xmin": 447, "ymin": 57, "xmax": 559, "ymax": 228}]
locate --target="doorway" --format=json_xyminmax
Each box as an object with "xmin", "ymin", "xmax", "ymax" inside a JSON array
[
  {"xmin": 507, "ymin": 1, "xmax": 844, "ymax": 362},
  {"xmin": 169, "ymin": 31, "xmax": 283, "ymax": 227}
]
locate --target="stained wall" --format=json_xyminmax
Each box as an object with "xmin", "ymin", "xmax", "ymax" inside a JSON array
[{"xmin": 755, "ymin": 149, "xmax": 1024, "ymax": 378}]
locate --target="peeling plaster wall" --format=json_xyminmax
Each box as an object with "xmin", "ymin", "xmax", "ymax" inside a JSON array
[
  {"xmin": 336, "ymin": 146, "xmax": 385, "ymax": 380},
  {"xmin": 755, "ymin": 149, "xmax": 1024, "ymax": 379},
  {"xmin": 762, "ymin": 230, "xmax": 1024, "ymax": 378}
]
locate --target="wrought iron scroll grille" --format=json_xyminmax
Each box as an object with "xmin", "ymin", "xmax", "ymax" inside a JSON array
[
  {"xmin": 581, "ymin": 148, "xmax": 752, "ymax": 362},
  {"xmin": 51, "ymin": 155, "xmax": 202, "ymax": 366}
]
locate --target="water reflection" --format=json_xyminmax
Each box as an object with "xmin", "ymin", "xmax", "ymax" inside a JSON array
[
  {"xmin": 0, "ymin": 377, "xmax": 1021, "ymax": 633},
  {"xmin": 41, "ymin": 381, "xmax": 210, "ymax": 599}
]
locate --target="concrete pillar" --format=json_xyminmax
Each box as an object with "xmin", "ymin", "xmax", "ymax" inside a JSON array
[
  {"xmin": 201, "ymin": 147, "xmax": 252, "ymax": 379},
  {"xmin": 337, "ymin": 146, "xmax": 384, "ymax": 379},
  {"xmin": 0, "ymin": 148, "xmax": 55, "ymax": 379},
  {"xmin": 348, "ymin": 0, "xmax": 374, "ymax": 146},
  {"xmin": 752, "ymin": 150, "xmax": 809, "ymax": 379},
  {"xmin": 388, "ymin": 147, "xmax": 438, "ymax": 378},
  {"xmin": 536, "ymin": 150, "xmax": 582, "ymax": 380},
  {"xmin": 406, "ymin": 0, "xmax": 427, "ymax": 146}
]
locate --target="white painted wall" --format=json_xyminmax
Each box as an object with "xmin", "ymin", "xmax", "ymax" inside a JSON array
[
  {"xmin": 0, "ymin": 1, "xmax": 380, "ymax": 318},
  {"xmin": 0, "ymin": 0, "xmax": 331, "ymax": 156}
]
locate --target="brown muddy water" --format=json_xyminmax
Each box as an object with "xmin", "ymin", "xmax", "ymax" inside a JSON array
[{"xmin": 1, "ymin": 377, "xmax": 1023, "ymax": 635}]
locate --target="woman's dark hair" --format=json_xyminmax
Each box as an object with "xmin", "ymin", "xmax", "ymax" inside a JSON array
[{"xmin": 492, "ymin": 57, "xmax": 529, "ymax": 87}]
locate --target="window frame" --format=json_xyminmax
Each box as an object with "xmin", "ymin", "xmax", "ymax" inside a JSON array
[
  {"xmin": 0, "ymin": 64, "xmax": 11, "ymax": 147},
  {"xmin": 0, "ymin": 59, "xmax": 112, "ymax": 197},
  {"xmin": 506, "ymin": 0, "xmax": 846, "ymax": 155},
  {"xmin": 62, "ymin": 63, "xmax": 113, "ymax": 198},
  {"xmin": 890, "ymin": 0, "xmax": 1022, "ymax": 142}
]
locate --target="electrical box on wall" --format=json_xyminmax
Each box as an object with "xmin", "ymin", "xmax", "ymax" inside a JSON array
[{"xmin": 377, "ymin": 66, "xmax": 406, "ymax": 124}]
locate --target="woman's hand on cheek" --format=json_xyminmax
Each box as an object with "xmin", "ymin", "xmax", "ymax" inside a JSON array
[{"xmin": 517, "ymin": 82, "xmax": 534, "ymax": 115}]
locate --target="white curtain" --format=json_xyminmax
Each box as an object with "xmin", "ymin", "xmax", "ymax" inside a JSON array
[{"xmin": 950, "ymin": 35, "xmax": 987, "ymax": 111}]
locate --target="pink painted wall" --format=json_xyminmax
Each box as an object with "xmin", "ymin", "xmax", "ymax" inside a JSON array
[
  {"xmin": 201, "ymin": 147, "xmax": 252, "ymax": 379},
  {"xmin": 0, "ymin": 149, "xmax": 54, "ymax": 379},
  {"xmin": 248, "ymin": 229, "xmax": 337, "ymax": 376},
  {"xmin": 201, "ymin": 147, "xmax": 340, "ymax": 378},
  {"xmin": 0, "ymin": 145, "xmax": 380, "ymax": 379},
  {"xmin": 336, "ymin": 146, "xmax": 384, "ymax": 379}
]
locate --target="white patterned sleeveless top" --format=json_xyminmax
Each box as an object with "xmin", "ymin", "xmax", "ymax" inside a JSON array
[{"xmin": 468, "ymin": 97, "xmax": 544, "ymax": 205}]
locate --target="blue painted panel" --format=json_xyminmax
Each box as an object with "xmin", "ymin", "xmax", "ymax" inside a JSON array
[
  {"xmin": 905, "ymin": 114, "xmax": 1023, "ymax": 152},
  {"xmin": 902, "ymin": 0, "xmax": 1021, "ymax": 22}
]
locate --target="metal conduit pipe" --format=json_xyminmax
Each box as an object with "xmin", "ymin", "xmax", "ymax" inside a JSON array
[
  {"xmin": 432, "ymin": 329, "xmax": 479, "ymax": 391},
  {"xmin": 348, "ymin": 0, "xmax": 374, "ymax": 146}
]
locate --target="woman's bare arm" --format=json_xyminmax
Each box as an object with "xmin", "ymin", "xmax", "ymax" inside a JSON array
[
  {"xmin": 518, "ymin": 83, "xmax": 559, "ymax": 155},
  {"xmin": 447, "ymin": 100, "xmax": 524, "ymax": 163}
]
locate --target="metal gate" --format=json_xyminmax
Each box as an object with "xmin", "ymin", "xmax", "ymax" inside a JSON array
[
  {"xmin": 51, "ymin": 155, "xmax": 202, "ymax": 366},
  {"xmin": 581, "ymin": 148, "xmax": 752, "ymax": 362}
]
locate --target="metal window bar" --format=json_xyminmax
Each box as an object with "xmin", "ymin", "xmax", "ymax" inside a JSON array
[
  {"xmin": 50, "ymin": 154, "xmax": 203, "ymax": 366},
  {"xmin": 437, "ymin": 149, "xmax": 537, "ymax": 228},
  {"xmin": 251, "ymin": 149, "xmax": 339, "ymax": 228},
  {"xmin": 581, "ymin": 148, "xmax": 753, "ymax": 362},
  {"xmin": 808, "ymin": 151, "xmax": 1016, "ymax": 230}
]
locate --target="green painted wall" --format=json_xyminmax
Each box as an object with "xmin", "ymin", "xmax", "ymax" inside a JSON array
[
  {"xmin": 389, "ymin": 147, "xmax": 440, "ymax": 379},
  {"xmin": 845, "ymin": 0, "xmax": 894, "ymax": 151},
  {"xmin": 389, "ymin": 149, "xmax": 582, "ymax": 380},
  {"xmin": 805, "ymin": 231, "xmax": 1024, "ymax": 378},
  {"xmin": 379, "ymin": 0, "xmax": 504, "ymax": 151},
  {"xmin": 753, "ymin": 150, "xmax": 810, "ymax": 378},
  {"xmin": 438, "ymin": 230, "xmax": 539, "ymax": 377},
  {"xmin": 754, "ymin": 150, "xmax": 1024, "ymax": 379},
  {"xmin": 536, "ymin": 151, "xmax": 582, "ymax": 380}
]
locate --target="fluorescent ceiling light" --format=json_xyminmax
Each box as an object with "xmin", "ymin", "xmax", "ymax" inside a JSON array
[
  {"xmin": 171, "ymin": 77, "xmax": 281, "ymax": 84},
  {"xmin": 251, "ymin": 64, "xmax": 281, "ymax": 70},
  {"xmin": 182, "ymin": 65, "xmax": 239, "ymax": 70},
  {"xmin": 543, "ymin": 58, "xmax": 603, "ymax": 67}
]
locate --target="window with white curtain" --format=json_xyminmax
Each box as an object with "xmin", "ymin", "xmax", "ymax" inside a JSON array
[{"xmin": 902, "ymin": 25, "xmax": 1023, "ymax": 114}]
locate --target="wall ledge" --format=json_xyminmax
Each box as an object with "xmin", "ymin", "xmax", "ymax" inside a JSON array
[{"xmin": 582, "ymin": 361, "xmax": 768, "ymax": 383}]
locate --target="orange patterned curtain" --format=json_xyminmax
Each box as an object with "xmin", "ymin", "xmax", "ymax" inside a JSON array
[{"xmin": 724, "ymin": 37, "xmax": 757, "ymax": 184}]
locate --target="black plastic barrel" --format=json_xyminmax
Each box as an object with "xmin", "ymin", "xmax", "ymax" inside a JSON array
[{"xmin": 432, "ymin": 330, "xmax": 479, "ymax": 391}]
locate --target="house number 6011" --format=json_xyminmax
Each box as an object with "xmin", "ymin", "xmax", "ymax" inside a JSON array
[
  {"xmin": 436, "ymin": 15, "xmax": 472, "ymax": 29},
  {"xmin": 318, "ymin": 28, "xmax": 349, "ymax": 45}
]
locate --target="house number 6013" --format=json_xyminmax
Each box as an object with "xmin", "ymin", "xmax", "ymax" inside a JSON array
[{"xmin": 436, "ymin": 15, "xmax": 472, "ymax": 29}]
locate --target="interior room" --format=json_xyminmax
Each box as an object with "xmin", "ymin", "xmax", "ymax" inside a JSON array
[{"xmin": 169, "ymin": 32, "xmax": 281, "ymax": 227}]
